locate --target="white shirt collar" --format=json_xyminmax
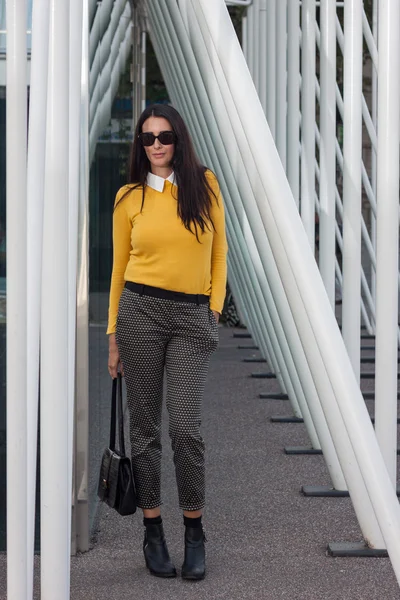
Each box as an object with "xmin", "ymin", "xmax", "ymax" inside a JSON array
[{"xmin": 146, "ymin": 171, "xmax": 177, "ymax": 192}]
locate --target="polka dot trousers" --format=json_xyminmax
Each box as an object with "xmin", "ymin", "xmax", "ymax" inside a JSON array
[{"xmin": 116, "ymin": 288, "xmax": 219, "ymax": 511}]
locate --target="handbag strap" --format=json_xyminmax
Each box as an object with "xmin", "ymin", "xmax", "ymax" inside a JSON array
[
  {"xmin": 109, "ymin": 377, "xmax": 117, "ymax": 451},
  {"xmin": 117, "ymin": 372, "xmax": 126, "ymax": 457}
]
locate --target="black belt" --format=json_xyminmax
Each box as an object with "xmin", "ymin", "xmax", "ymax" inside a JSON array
[{"xmin": 125, "ymin": 281, "xmax": 209, "ymax": 305}]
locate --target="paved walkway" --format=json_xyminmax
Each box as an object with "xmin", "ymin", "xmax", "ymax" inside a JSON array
[{"xmin": 1, "ymin": 325, "xmax": 399, "ymax": 599}]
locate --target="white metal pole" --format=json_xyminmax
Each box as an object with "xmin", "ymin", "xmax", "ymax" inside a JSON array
[
  {"xmin": 41, "ymin": 0, "xmax": 71, "ymax": 597},
  {"xmin": 6, "ymin": 1, "xmax": 28, "ymax": 599},
  {"xmin": 371, "ymin": 0, "xmax": 378, "ymax": 309},
  {"xmin": 141, "ymin": 30, "xmax": 146, "ymax": 111},
  {"xmin": 300, "ymin": 0, "xmax": 316, "ymax": 248},
  {"xmin": 287, "ymin": 0, "xmax": 300, "ymax": 207},
  {"xmin": 267, "ymin": 0, "xmax": 276, "ymax": 138},
  {"xmin": 374, "ymin": 0, "xmax": 400, "ymax": 489},
  {"xmin": 69, "ymin": 0, "xmax": 84, "ymax": 555},
  {"xmin": 246, "ymin": 2, "xmax": 255, "ymax": 81},
  {"xmin": 26, "ymin": 0, "xmax": 50, "ymax": 594},
  {"xmin": 74, "ymin": 0, "xmax": 90, "ymax": 553},
  {"xmin": 132, "ymin": 6, "xmax": 139, "ymax": 127},
  {"xmin": 259, "ymin": 0, "xmax": 267, "ymax": 113},
  {"xmin": 276, "ymin": 0, "xmax": 287, "ymax": 170},
  {"xmin": 253, "ymin": 0, "xmax": 260, "ymax": 91},
  {"xmin": 341, "ymin": 0, "xmax": 363, "ymax": 382},
  {"xmin": 318, "ymin": 0, "xmax": 336, "ymax": 308}
]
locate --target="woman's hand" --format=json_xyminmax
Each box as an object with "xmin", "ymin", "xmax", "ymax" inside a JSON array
[
  {"xmin": 108, "ymin": 334, "xmax": 123, "ymax": 378},
  {"xmin": 212, "ymin": 310, "xmax": 220, "ymax": 324}
]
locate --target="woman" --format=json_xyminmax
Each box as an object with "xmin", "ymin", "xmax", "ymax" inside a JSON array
[{"xmin": 107, "ymin": 104, "xmax": 228, "ymax": 580}]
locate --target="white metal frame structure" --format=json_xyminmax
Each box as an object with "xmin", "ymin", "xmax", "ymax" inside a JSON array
[
  {"xmin": 146, "ymin": 0, "xmax": 400, "ymax": 583},
  {"xmin": 241, "ymin": 0, "xmax": 399, "ymax": 502},
  {"xmin": 4, "ymin": 0, "xmax": 400, "ymax": 596},
  {"xmin": 5, "ymin": 0, "xmax": 133, "ymax": 597}
]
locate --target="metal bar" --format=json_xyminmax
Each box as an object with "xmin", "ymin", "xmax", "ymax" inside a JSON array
[
  {"xmin": 69, "ymin": 0, "xmax": 84, "ymax": 555},
  {"xmin": 335, "ymin": 16, "xmax": 377, "ymax": 151},
  {"xmin": 26, "ymin": 0, "xmax": 50, "ymax": 593},
  {"xmin": 267, "ymin": 0, "xmax": 276, "ymax": 137},
  {"xmin": 287, "ymin": 0, "xmax": 300, "ymax": 207},
  {"xmin": 74, "ymin": 0, "xmax": 90, "ymax": 553},
  {"xmin": 341, "ymin": 0, "xmax": 363, "ymax": 382},
  {"xmin": 318, "ymin": 0, "xmax": 336, "ymax": 308},
  {"xmin": 259, "ymin": 0, "xmax": 267, "ymax": 113},
  {"xmin": 6, "ymin": 1, "xmax": 28, "ymax": 598},
  {"xmin": 370, "ymin": 0, "xmax": 378, "ymax": 313},
  {"xmin": 276, "ymin": 0, "xmax": 287, "ymax": 169},
  {"xmin": 141, "ymin": 30, "xmax": 146, "ymax": 111},
  {"xmin": 252, "ymin": 0, "xmax": 260, "ymax": 90},
  {"xmin": 246, "ymin": 2, "xmax": 255, "ymax": 80},
  {"xmin": 300, "ymin": 0, "xmax": 316, "ymax": 248},
  {"xmin": 374, "ymin": 0, "xmax": 400, "ymax": 488},
  {"xmin": 40, "ymin": 0, "xmax": 71, "ymax": 597}
]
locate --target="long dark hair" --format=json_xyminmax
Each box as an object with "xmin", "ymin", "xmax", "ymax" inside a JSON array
[{"xmin": 120, "ymin": 104, "xmax": 217, "ymax": 239}]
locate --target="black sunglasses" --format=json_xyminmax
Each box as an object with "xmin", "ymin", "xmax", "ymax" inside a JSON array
[{"xmin": 138, "ymin": 131, "xmax": 176, "ymax": 147}]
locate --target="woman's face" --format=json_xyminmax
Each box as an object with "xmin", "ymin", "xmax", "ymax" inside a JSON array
[{"xmin": 141, "ymin": 116, "xmax": 175, "ymax": 175}]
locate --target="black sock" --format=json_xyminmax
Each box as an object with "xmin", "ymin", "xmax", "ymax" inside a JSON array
[
  {"xmin": 143, "ymin": 516, "xmax": 162, "ymax": 526},
  {"xmin": 184, "ymin": 515, "xmax": 202, "ymax": 529}
]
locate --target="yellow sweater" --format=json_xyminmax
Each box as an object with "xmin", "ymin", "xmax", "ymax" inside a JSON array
[{"xmin": 107, "ymin": 170, "xmax": 228, "ymax": 334}]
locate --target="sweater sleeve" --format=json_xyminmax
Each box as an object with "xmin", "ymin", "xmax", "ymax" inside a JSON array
[
  {"xmin": 106, "ymin": 187, "xmax": 132, "ymax": 334},
  {"xmin": 207, "ymin": 172, "xmax": 228, "ymax": 313}
]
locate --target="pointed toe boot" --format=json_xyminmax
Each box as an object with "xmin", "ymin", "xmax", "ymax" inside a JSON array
[
  {"xmin": 181, "ymin": 526, "xmax": 206, "ymax": 581},
  {"xmin": 143, "ymin": 523, "xmax": 177, "ymax": 578}
]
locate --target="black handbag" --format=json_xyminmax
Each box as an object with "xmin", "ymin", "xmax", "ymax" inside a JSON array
[{"xmin": 97, "ymin": 373, "xmax": 137, "ymax": 516}]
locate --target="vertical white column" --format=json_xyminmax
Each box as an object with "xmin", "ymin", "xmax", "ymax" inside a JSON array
[
  {"xmin": 267, "ymin": 0, "xmax": 276, "ymax": 138},
  {"xmin": 246, "ymin": 2, "xmax": 255, "ymax": 82},
  {"xmin": 259, "ymin": 0, "xmax": 267, "ymax": 113},
  {"xmin": 41, "ymin": 0, "xmax": 71, "ymax": 597},
  {"xmin": 132, "ymin": 6, "xmax": 139, "ymax": 127},
  {"xmin": 26, "ymin": 0, "xmax": 50, "ymax": 594},
  {"xmin": 318, "ymin": 0, "xmax": 336, "ymax": 308},
  {"xmin": 370, "ymin": 0, "xmax": 378, "ymax": 308},
  {"xmin": 253, "ymin": 0, "xmax": 260, "ymax": 91},
  {"xmin": 341, "ymin": 0, "xmax": 363, "ymax": 381},
  {"xmin": 141, "ymin": 30, "xmax": 147, "ymax": 111},
  {"xmin": 276, "ymin": 0, "xmax": 287, "ymax": 170},
  {"xmin": 300, "ymin": 0, "xmax": 316, "ymax": 248},
  {"xmin": 6, "ymin": 1, "xmax": 28, "ymax": 599},
  {"xmin": 287, "ymin": 0, "xmax": 300, "ymax": 207},
  {"xmin": 74, "ymin": 0, "xmax": 90, "ymax": 554},
  {"xmin": 69, "ymin": 0, "xmax": 84, "ymax": 555},
  {"xmin": 374, "ymin": 0, "xmax": 400, "ymax": 488}
]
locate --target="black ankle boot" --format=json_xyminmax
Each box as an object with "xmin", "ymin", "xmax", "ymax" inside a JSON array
[
  {"xmin": 181, "ymin": 525, "xmax": 206, "ymax": 580},
  {"xmin": 143, "ymin": 523, "xmax": 177, "ymax": 578}
]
